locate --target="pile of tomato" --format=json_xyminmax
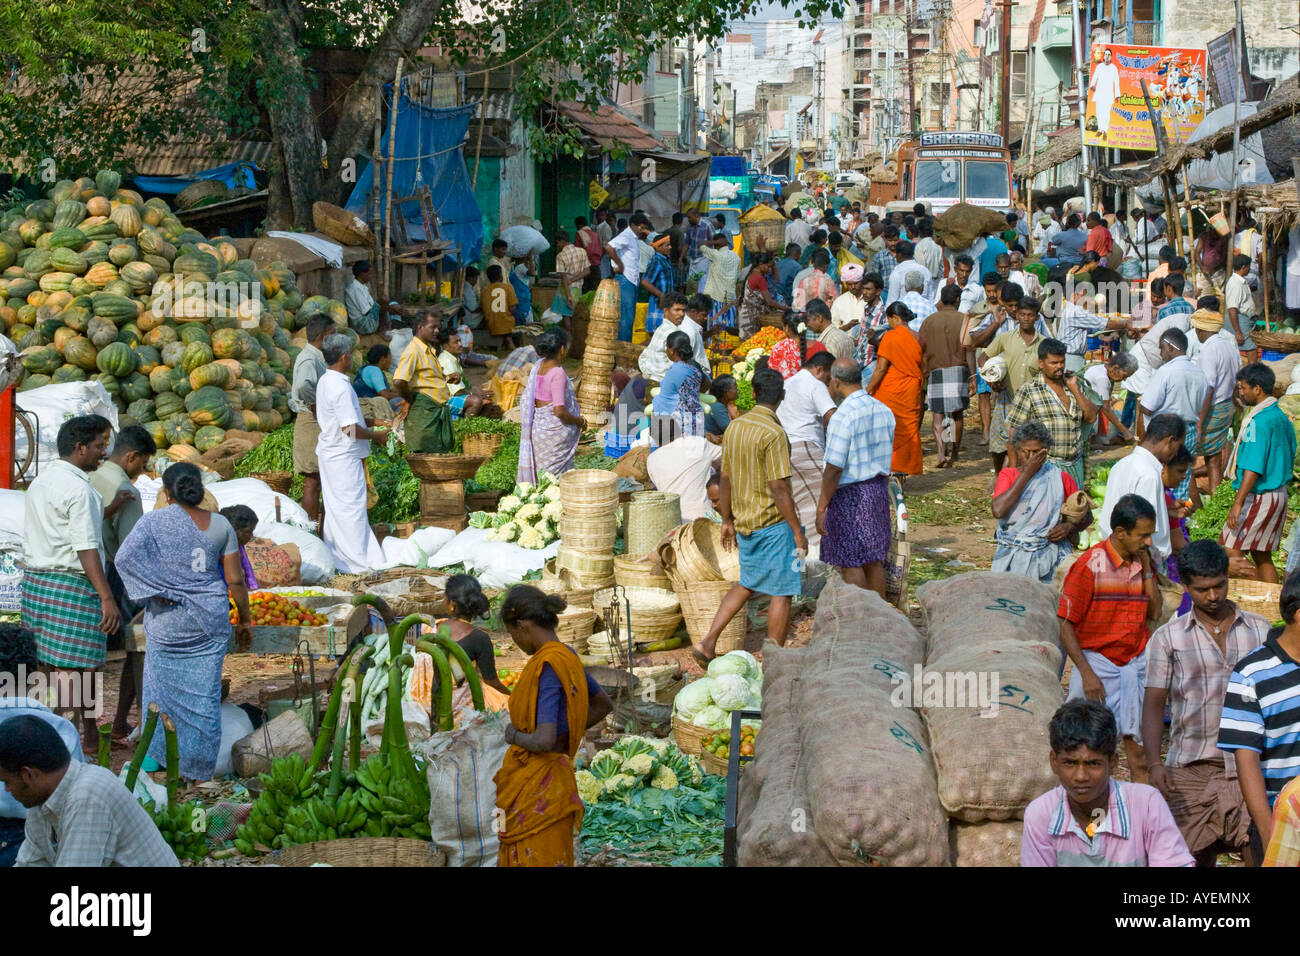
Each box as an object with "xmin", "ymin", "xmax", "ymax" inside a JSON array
[
  {"xmin": 703, "ymin": 724, "xmax": 757, "ymax": 760},
  {"xmin": 499, "ymin": 669, "xmax": 520, "ymax": 690},
  {"xmin": 229, "ymin": 591, "xmax": 328, "ymax": 627}
]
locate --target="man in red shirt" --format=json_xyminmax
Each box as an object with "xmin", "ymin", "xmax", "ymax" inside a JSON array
[
  {"xmin": 1058, "ymin": 492, "xmax": 1163, "ymax": 784},
  {"xmin": 1084, "ymin": 212, "xmax": 1113, "ymax": 260}
]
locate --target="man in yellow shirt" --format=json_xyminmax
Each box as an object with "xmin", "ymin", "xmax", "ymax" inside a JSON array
[{"xmin": 393, "ymin": 311, "xmax": 454, "ymax": 453}]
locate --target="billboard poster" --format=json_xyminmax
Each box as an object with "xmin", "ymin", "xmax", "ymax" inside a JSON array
[{"xmin": 1084, "ymin": 43, "xmax": 1207, "ymax": 152}]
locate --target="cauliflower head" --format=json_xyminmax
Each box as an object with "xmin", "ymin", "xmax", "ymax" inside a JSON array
[
  {"xmin": 515, "ymin": 502, "xmax": 541, "ymax": 522},
  {"xmin": 496, "ymin": 521, "xmax": 519, "ymax": 542},
  {"xmin": 589, "ymin": 750, "xmax": 623, "ymax": 779},
  {"xmin": 575, "ymin": 769, "xmax": 603, "ymax": 804},
  {"xmin": 542, "ymin": 484, "xmax": 563, "ymax": 503},
  {"xmin": 517, "ymin": 526, "xmax": 545, "ymax": 550},
  {"xmin": 497, "ymin": 494, "xmax": 522, "ymax": 515},
  {"xmin": 650, "ymin": 765, "xmax": 679, "ymax": 790},
  {"xmin": 541, "ymin": 500, "xmax": 564, "ymax": 522},
  {"xmin": 746, "ymin": 348, "xmax": 765, "ymax": 361},
  {"xmin": 622, "ymin": 752, "xmax": 656, "ymax": 778},
  {"xmin": 603, "ymin": 773, "xmax": 638, "ymax": 794},
  {"xmin": 483, "ymin": 528, "xmax": 499, "ymax": 541},
  {"xmin": 514, "ymin": 482, "xmax": 534, "ymax": 498}
]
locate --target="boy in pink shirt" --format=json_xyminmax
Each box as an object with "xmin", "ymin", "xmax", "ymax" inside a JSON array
[{"xmin": 1022, "ymin": 699, "xmax": 1194, "ymax": 866}]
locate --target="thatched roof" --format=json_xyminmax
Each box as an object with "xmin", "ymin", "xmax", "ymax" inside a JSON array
[{"xmin": 1015, "ymin": 132, "xmax": 1082, "ymax": 179}]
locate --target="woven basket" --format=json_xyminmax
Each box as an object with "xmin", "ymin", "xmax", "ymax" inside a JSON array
[
  {"xmin": 559, "ymin": 469, "xmax": 619, "ymax": 515},
  {"xmin": 672, "ymin": 713, "xmax": 712, "ymax": 756},
  {"xmin": 250, "ymin": 470, "xmax": 292, "ymax": 494},
  {"xmin": 462, "ymin": 432, "xmax": 504, "ymax": 459},
  {"xmin": 311, "ymin": 201, "xmax": 374, "ymax": 247},
  {"xmin": 677, "ymin": 579, "xmax": 744, "ymax": 653},
  {"xmin": 555, "ymin": 546, "xmax": 614, "ymax": 578},
  {"xmin": 660, "ymin": 519, "xmax": 740, "ymax": 586},
  {"xmin": 407, "ymin": 453, "xmax": 485, "ymax": 481},
  {"xmin": 560, "ymin": 513, "xmax": 617, "ymax": 552},
  {"xmin": 614, "ymin": 554, "xmax": 672, "ymax": 591},
  {"xmin": 555, "ymin": 606, "xmax": 597, "ymax": 649},
  {"xmin": 590, "ymin": 279, "xmax": 623, "ymax": 321},
  {"xmin": 1229, "ymin": 578, "xmax": 1282, "ymax": 607},
  {"xmin": 175, "ymin": 179, "xmax": 228, "ymax": 211},
  {"xmin": 624, "ymin": 491, "xmax": 682, "ymax": 558},
  {"xmin": 614, "ymin": 340, "xmax": 646, "ymax": 367},
  {"xmin": 592, "ymin": 586, "xmax": 682, "ymax": 644},
  {"xmin": 739, "ymin": 218, "xmax": 785, "ymax": 256},
  {"xmin": 269, "ymin": 837, "xmax": 445, "ymax": 867},
  {"xmin": 1252, "ymin": 330, "xmax": 1300, "ymax": 354}
]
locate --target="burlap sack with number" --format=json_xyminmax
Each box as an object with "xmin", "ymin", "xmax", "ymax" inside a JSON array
[
  {"xmin": 916, "ymin": 571, "xmax": 1060, "ymax": 662},
  {"xmin": 950, "ymin": 820, "xmax": 1024, "ymax": 867},
  {"xmin": 803, "ymin": 575, "xmax": 925, "ymax": 699},
  {"xmin": 736, "ymin": 646, "xmax": 837, "ymax": 866},
  {"xmin": 922, "ymin": 640, "xmax": 1063, "ymax": 822}
]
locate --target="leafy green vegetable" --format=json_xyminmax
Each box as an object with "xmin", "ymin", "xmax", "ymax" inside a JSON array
[
  {"xmin": 574, "ymin": 453, "xmax": 617, "ymax": 470},
  {"xmin": 234, "ymin": 423, "xmax": 295, "ymax": 477},
  {"xmin": 579, "ymin": 770, "xmax": 726, "ymax": 866},
  {"xmin": 472, "ymin": 431, "xmax": 522, "ymax": 491},
  {"xmin": 368, "ymin": 444, "xmax": 420, "ymax": 524},
  {"xmin": 1188, "ymin": 481, "xmax": 1236, "ymax": 542},
  {"xmin": 736, "ymin": 378, "xmax": 755, "ymax": 411}
]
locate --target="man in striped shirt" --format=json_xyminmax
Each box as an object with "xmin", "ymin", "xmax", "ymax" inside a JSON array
[
  {"xmin": 693, "ymin": 368, "xmax": 806, "ymax": 664},
  {"xmin": 1219, "ymin": 572, "xmax": 1300, "ymax": 856}
]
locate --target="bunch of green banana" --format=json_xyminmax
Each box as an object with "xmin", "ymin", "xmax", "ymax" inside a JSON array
[
  {"xmin": 150, "ymin": 799, "xmax": 209, "ymax": 862},
  {"xmin": 232, "ymin": 753, "xmax": 320, "ymax": 855},
  {"xmin": 277, "ymin": 789, "xmax": 369, "ymax": 845},
  {"xmin": 354, "ymin": 753, "xmax": 431, "ymax": 840}
]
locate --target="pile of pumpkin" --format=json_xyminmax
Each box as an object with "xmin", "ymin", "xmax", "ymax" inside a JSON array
[{"xmin": 1, "ymin": 170, "xmax": 357, "ymax": 457}]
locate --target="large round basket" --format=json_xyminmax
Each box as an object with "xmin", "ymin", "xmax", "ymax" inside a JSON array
[
  {"xmin": 559, "ymin": 513, "xmax": 617, "ymax": 552},
  {"xmin": 592, "ymin": 586, "xmax": 682, "ymax": 644},
  {"xmin": 614, "ymin": 554, "xmax": 672, "ymax": 591},
  {"xmin": 624, "ymin": 491, "xmax": 682, "ymax": 558},
  {"xmin": 677, "ymin": 579, "xmax": 744, "ymax": 653},
  {"xmin": 559, "ymin": 469, "xmax": 620, "ymax": 515},
  {"xmin": 1229, "ymin": 578, "xmax": 1282, "ymax": 608},
  {"xmin": 555, "ymin": 606, "xmax": 596, "ymax": 652},
  {"xmin": 541, "ymin": 561, "xmax": 602, "ymax": 606},
  {"xmin": 268, "ymin": 837, "xmax": 445, "ymax": 867},
  {"xmin": 311, "ymin": 201, "xmax": 374, "ymax": 246},
  {"xmin": 555, "ymin": 546, "xmax": 615, "ymax": 581},
  {"xmin": 659, "ymin": 518, "xmax": 740, "ymax": 586},
  {"xmin": 738, "ymin": 218, "xmax": 785, "ymax": 256},
  {"xmin": 672, "ymin": 713, "xmax": 712, "ymax": 756},
  {"xmin": 1252, "ymin": 330, "xmax": 1300, "ymax": 355},
  {"xmin": 250, "ymin": 470, "xmax": 293, "ymax": 494},
  {"xmin": 614, "ymin": 340, "xmax": 645, "ymax": 367},
  {"xmin": 590, "ymin": 279, "xmax": 623, "ymax": 321},
  {"xmin": 407, "ymin": 453, "xmax": 485, "ymax": 481},
  {"xmin": 462, "ymin": 432, "xmax": 504, "ymax": 460}
]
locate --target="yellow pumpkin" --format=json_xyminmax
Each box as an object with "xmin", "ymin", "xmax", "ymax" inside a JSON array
[{"xmin": 86, "ymin": 196, "xmax": 111, "ymax": 218}]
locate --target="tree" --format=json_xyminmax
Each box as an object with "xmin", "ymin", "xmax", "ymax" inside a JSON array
[{"xmin": 1, "ymin": 0, "xmax": 843, "ymax": 228}]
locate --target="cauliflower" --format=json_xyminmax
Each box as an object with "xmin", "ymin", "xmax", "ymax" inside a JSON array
[
  {"xmin": 496, "ymin": 521, "xmax": 519, "ymax": 542},
  {"xmin": 746, "ymin": 348, "xmax": 765, "ymax": 361},
  {"xmin": 644, "ymin": 737, "xmax": 672, "ymax": 758},
  {"xmin": 490, "ymin": 512, "xmax": 512, "ymax": 529},
  {"xmin": 650, "ymin": 765, "xmax": 679, "ymax": 790},
  {"xmin": 468, "ymin": 511, "xmax": 492, "ymax": 529},
  {"xmin": 517, "ymin": 525, "xmax": 545, "ymax": 550},
  {"xmin": 497, "ymin": 494, "xmax": 522, "ymax": 515},
  {"xmin": 669, "ymin": 752, "xmax": 704, "ymax": 786},
  {"xmin": 622, "ymin": 752, "xmax": 657, "ymax": 778},
  {"xmin": 515, "ymin": 502, "xmax": 541, "ymax": 522},
  {"xmin": 539, "ymin": 471, "xmax": 559, "ymax": 486},
  {"xmin": 575, "ymin": 769, "xmax": 603, "ymax": 804},
  {"xmin": 541, "ymin": 500, "xmax": 563, "ymax": 522},
  {"xmin": 514, "ymin": 482, "xmax": 534, "ymax": 499},
  {"xmin": 603, "ymin": 773, "xmax": 638, "ymax": 794},
  {"xmin": 542, "ymin": 484, "xmax": 563, "ymax": 504},
  {"xmin": 589, "ymin": 750, "xmax": 623, "ymax": 779},
  {"xmin": 483, "ymin": 528, "xmax": 499, "ymax": 541}
]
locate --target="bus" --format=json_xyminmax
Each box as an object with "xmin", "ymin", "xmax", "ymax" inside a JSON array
[{"xmin": 872, "ymin": 131, "xmax": 1014, "ymax": 215}]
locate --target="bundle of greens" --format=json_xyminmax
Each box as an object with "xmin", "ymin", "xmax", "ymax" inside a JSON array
[
  {"xmin": 368, "ymin": 445, "xmax": 420, "ymax": 524},
  {"xmin": 1189, "ymin": 481, "xmax": 1236, "ymax": 542},
  {"xmin": 736, "ymin": 378, "xmax": 755, "ymax": 411}
]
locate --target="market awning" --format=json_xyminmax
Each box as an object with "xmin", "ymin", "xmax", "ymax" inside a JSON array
[
  {"xmin": 126, "ymin": 139, "xmax": 272, "ymax": 177},
  {"xmin": 551, "ymin": 101, "xmax": 663, "ymax": 152},
  {"xmin": 1015, "ymin": 131, "xmax": 1082, "ymax": 179},
  {"xmin": 761, "ymin": 145, "xmax": 791, "ymax": 170}
]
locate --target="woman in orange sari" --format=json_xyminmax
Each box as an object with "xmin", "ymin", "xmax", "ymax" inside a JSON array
[
  {"xmin": 494, "ymin": 586, "xmax": 613, "ymax": 866},
  {"xmin": 866, "ymin": 302, "xmax": 925, "ymax": 476}
]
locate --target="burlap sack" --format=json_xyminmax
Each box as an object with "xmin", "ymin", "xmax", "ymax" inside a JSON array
[
  {"xmin": 922, "ymin": 640, "xmax": 1063, "ymax": 822},
  {"xmin": 933, "ymin": 204, "xmax": 1008, "ymax": 252},
  {"xmin": 950, "ymin": 820, "xmax": 1024, "ymax": 867},
  {"xmin": 803, "ymin": 575, "xmax": 925, "ymax": 698},
  {"xmin": 736, "ymin": 646, "xmax": 838, "ymax": 866},
  {"xmin": 916, "ymin": 571, "xmax": 1060, "ymax": 662}
]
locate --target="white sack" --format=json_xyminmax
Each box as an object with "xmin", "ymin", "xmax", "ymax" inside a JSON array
[{"xmin": 256, "ymin": 521, "xmax": 335, "ymax": 584}]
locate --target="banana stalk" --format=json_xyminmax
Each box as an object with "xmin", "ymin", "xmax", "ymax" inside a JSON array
[
  {"xmin": 351, "ymin": 593, "xmax": 396, "ymax": 628},
  {"xmin": 346, "ymin": 645, "xmax": 372, "ymax": 772},
  {"xmin": 124, "ymin": 703, "xmax": 160, "ymax": 792},
  {"xmin": 385, "ymin": 653, "xmax": 419, "ymax": 780},
  {"xmin": 303, "ymin": 643, "xmax": 361, "ymax": 784},
  {"xmin": 421, "ymin": 624, "xmax": 485, "ymax": 712},
  {"xmin": 161, "ymin": 714, "xmax": 179, "ymax": 805},
  {"xmin": 327, "ymin": 673, "xmax": 353, "ymax": 799},
  {"xmin": 97, "ymin": 724, "xmax": 112, "ymax": 768},
  {"xmin": 387, "ymin": 613, "xmax": 424, "ymax": 662},
  {"xmin": 413, "ymin": 641, "xmax": 461, "ymax": 731}
]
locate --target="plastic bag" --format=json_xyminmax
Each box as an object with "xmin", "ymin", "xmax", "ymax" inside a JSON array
[
  {"xmin": 0, "ymin": 489, "xmax": 25, "ymax": 548},
  {"xmin": 209, "ymin": 477, "xmax": 312, "ymax": 530},
  {"xmin": 417, "ymin": 709, "xmax": 511, "ymax": 867},
  {"xmin": 426, "ymin": 527, "xmax": 560, "ymax": 588},
  {"xmin": 499, "ymin": 224, "xmax": 550, "ymax": 260},
  {"xmin": 0, "ymin": 549, "xmax": 23, "ymax": 613},
  {"xmin": 13, "ymin": 382, "xmax": 118, "ymax": 473},
  {"xmin": 214, "ymin": 702, "xmax": 255, "ymax": 778},
  {"xmin": 255, "ymin": 521, "xmax": 335, "ymax": 584}
]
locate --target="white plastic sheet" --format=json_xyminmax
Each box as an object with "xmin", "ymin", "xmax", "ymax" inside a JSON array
[
  {"xmin": 425, "ymin": 527, "xmax": 560, "ymax": 588},
  {"xmin": 13, "ymin": 382, "xmax": 119, "ymax": 474}
]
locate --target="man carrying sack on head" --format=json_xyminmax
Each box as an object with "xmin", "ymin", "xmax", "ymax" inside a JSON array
[{"xmin": 393, "ymin": 310, "xmax": 455, "ymax": 454}]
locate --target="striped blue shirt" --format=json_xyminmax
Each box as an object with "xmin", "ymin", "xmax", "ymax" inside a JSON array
[
  {"xmin": 1218, "ymin": 636, "xmax": 1300, "ymax": 806},
  {"xmin": 1156, "ymin": 297, "xmax": 1195, "ymax": 322},
  {"xmin": 822, "ymin": 388, "xmax": 895, "ymax": 485}
]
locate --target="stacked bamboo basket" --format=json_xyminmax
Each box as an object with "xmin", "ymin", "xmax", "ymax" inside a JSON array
[
  {"xmin": 556, "ymin": 469, "xmax": 619, "ymax": 593},
  {"xmin": 623, "ymin": 491, "xmax": 681, "ymax": 559},
  {"xmin": 577, "ymin": 279, "xmax": 621, "ymax": 423},
  {"xmin": 656, "ymin": 518, "xmax": 746, "ymax": 655}
]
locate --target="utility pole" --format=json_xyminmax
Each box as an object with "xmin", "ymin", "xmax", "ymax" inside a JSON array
[
  {"xmin": 906, "ymin": 0, "xmax": 917, "ymax": 137},
  {"xmin": 815, "ymin": 31, "xmax": 826, "ymax": 162},
  {"xmin": 999, "ymin": 0, "xmax": 1015, "ymax": 144},
  {"xmin": 1072, "ymin": 0, "xmax": 1092, "ymax": 211},
  {"xmin": 1227, "ymin": 0, "xmax": 1245, "ymax": 245},
  {"xmin": 683, "ymin": 37, "xmax": 695, "ymax": 153}
]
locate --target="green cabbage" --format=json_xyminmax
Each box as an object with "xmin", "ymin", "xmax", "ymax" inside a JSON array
[
  {"xmin": 710, "ymin": 673, "xmax": 750, "ymax": 711},
  {"xmin": 707, "ymin": 650, "xmax": 757, "ymax": 680},
  {"xmin": 691, "ymin": 704, "xmax": 729, "ymax": 730},
  {"xmin": 672, "ymin": 677, "xmax": 715, "ymax": 719}
]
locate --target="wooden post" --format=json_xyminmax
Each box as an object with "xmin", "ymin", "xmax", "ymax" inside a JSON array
[
  {"xmin": 1261, "ymin": 214, "xmax": 1272, "ymax": 331},
  {"xmin": 383, "ymin": 57, "xmax": 405, "ymax": 309},
  {"xmin": 372, "ymin": 83, "xmax": 383, "ymax": 294}
]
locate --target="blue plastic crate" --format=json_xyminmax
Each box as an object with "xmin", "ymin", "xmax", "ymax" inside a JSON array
[{"xmin": 605, "ymin": 431, "xmax": 637, "ymax": 457}]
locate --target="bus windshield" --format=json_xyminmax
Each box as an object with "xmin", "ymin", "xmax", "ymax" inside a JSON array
[
  {"xmin": 965, "ymin": 161, "xmax": 1009, "ymax": 200},
  {"xmin": 913, "ymin": 160, "xmax": 962, "ymax": 200}
]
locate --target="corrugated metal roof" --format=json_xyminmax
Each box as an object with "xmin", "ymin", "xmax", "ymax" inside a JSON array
[
  {"xmin": 125, "ymin": 139, "xmax": 272, "ymax": 178},
  {"xmin": 553, "ymin": 101, "xmax": 662, "ymax": 152}
]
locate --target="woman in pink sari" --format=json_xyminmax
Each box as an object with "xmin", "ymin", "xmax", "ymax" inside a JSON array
[{"xmin": 517, "ymin": 327, "xmax": 587, "ymax": 485}]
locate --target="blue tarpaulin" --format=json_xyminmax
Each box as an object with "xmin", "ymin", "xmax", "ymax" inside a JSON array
[
  {"xmin": 130, "ymin": 162, "xmax": 259, "ymax": 196},
  {"xmin": 345, "ymin": 89, "xmax": 481, "ymax": 268}
]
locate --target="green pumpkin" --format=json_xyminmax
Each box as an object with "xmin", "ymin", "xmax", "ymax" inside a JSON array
[
  {"xmin": 148, "ymin": 365, "xmax": 174, "ymax": 393},
  {"xmin": 18, "ymin": 373, "xmax": 51, "ymax": 391},
  {"xmin": 154, "ymin": 392, "xmax": 184, "ymax": 419},
  {"xmin": 51, "ymin": 364, "xmax": 87, "ymax": 383},
  {"xmin": 163, "ymin": 413, "xmax": 196, "ymax": 446},
  {"xmin": 184, "ymin": 385, "xmax": 233, "ymax": 429},
  {"xmin": 194, "ymin": 425, "xmax": 227, "ymax": 453},
  {"xmin": 21, "ymin": 346, "xmax": 62, "ymax": 375},
  {"xmin": 121, "ymin": 372, "xmax": 151, "ymax": 402},
  {"xmin": 180, "ymin": 341, "xmax": 213, "ymax": 373},
  {"xmin": 188, "ymin": 362, "xmax": 230, "ymax": 390},
  {"xmin": 107, "ymin": 241, "xmax": 138, "ymax": 267},
  {"xmin": 169, "ymin": 367, "xmax": 193, "ymax": 397},
  {"xmin": 93, "ymin": 371, "xmax": 120, "ymax": 398},
  {"xmin": 96, "ymin": 341, "xmax": 137, "ymax": 377},
  {"xmin": 61, "ymin": 335, "xmax": 98, "ymax": 371},
  {"xmin": 126, "ymin": 398, "xmax": 156, "ymax": 423},
  {"xmin": 145, "ymin": 420, "xmax": 167, "ymax": 448},
  {"xmin": 178, "ymin": 324, "xmax": 210, "ymax": 346}
]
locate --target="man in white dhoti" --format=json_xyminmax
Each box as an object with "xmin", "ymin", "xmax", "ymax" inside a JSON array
[
  {"xmin": 775, "ymin": 350, "xmax": 837, "ymax": 552},
  {"xmin": 316, "ymin": 334, "xmax": 389, "ymax": 574},
  {"xmin": 1089, "ymin": 48, "xmax": 1122, "ymax": 142}
]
